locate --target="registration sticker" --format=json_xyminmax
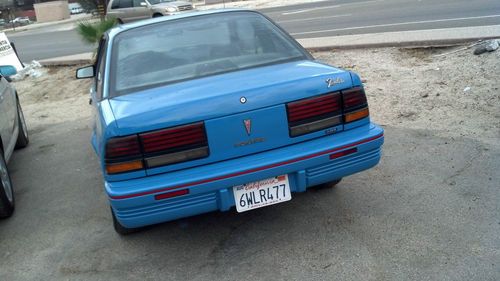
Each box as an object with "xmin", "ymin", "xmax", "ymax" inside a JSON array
[{"xmin": 233, "ymin": 175, "xmax": 292, "ymax": 213}]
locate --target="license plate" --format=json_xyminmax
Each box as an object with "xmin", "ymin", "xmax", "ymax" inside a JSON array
[{"xmin": 233, "ymin": 175, "xmax": 292, "ymax": 213}]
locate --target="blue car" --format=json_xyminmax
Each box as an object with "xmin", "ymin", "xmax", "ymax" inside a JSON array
[{"xmin": 76, "ymin": 10, "xmax": 384, "ymax": 234}]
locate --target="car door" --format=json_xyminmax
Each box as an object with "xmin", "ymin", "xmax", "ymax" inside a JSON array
[
  {"xmin": 90, "ymin": 38, "xmax": 108, "ymax": 156},
  {"xmin": 0, "ymin": 76, "xmax": 16, "ymax": 159},
  {"xmin": 110, "ymin": 0, "xmax": 149, "ymax": 23},
  {"xmin": 0, "ymin": 78, "xmax": 8, "ymax": 153},
  {"xmin": 131, "ymin": 0, "xmax": 151, "ymax": 20}
]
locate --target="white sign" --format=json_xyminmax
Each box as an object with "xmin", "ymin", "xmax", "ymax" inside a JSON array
[{"xmin": 0, "ymin": 32, "xmax": 24, "ymax": 71}]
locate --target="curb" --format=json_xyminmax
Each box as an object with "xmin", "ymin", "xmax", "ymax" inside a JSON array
[
  {"xmin": 297, "ymin": 25, "xmax": 500, "ymax": 51},
  {"xmin": 39, "ymin": 53, "xmax": 93, "ymax": 66},
  {"xmin": 40, "ymin": 58, "xmax": 93, "ymax": 66},
  {"xmin": 302, "ymin": 37, "xmax": 498, "ymax": 52},
  {"xmin": 38, "ymin": 26, "xmax": 500, "ymax": 66}
]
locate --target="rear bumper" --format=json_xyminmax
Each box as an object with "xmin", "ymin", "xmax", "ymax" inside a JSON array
[{"xmin": 106, "ymin": 123, "xmax": 384, "ymax": 228}]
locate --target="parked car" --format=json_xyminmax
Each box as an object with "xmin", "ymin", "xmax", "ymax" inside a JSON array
[
  {"xmin": 10, "ymin": 17, "xmax": 31, "ymax": 25},
  {"xmin": 106, "ymin": 0, "xmax": 195, "ymax": 23},
  {"xmin": 76, "ymin": 10, "xmax": 384, "ymax": 234},
  {"xmin": 0, "ymin": 65, "xmax": 29, "ymax": 218},
  {"xmin": 69, "ymin": 3, "xmax": 84, "ymax": 14}
]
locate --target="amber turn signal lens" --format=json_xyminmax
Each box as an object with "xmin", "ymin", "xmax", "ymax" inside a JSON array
[
  {"xmin": 345, "ymin": 107, "xmax": 369, "ymax": 123},
  {"xmin": 106, "ymin": 160, "xmax": 143, "ymax": 174}
]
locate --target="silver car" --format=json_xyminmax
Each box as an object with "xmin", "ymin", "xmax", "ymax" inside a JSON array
[
  {"xmin": 107, "ymin": 0, "xmax": 195, "ymax": 23},
  {"xmin": 0, "ymin": 65, "xmax": 29, "ymax": 218}
]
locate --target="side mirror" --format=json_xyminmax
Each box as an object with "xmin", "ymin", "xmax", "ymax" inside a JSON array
[
  {"xmin": 0, "ymin": 65, "xmax": 17, "ymax": 77},
  {"xmin": 140, "ymin": 2, "xmax": 147, "ymax": 6},
  {"xmin": 76, "ymin": 65, "xmax": 95, "ymax": 79}
]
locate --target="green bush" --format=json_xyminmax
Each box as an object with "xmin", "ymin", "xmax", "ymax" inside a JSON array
[{"xmin": 76, "ymin": 18, "xmax": 117, "ymax": 45}]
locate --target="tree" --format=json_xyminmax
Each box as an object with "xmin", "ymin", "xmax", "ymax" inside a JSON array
[
  {"xmin": 76, "ymin": 17, "xmax": 116, "ymax": 58},
  {"xmin": 77, "ymin": 0, "xmax": 97, "ymax": 13}
]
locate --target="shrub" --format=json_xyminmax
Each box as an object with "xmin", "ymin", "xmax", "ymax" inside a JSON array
[{"xmin": 76, "ymin": 18, "xmax": 117, "ymax": 45}]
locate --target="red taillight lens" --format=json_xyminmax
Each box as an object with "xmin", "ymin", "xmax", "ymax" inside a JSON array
[
  {"xmin": 140, "ymin": 122, "xmax": 209, "ymax": 168},
  {"xmin": 105, "ymin": 135, "xmax": 141, "ymax": 159},
  {"xmin": 342, "ymin": 87, "xmax": 367, "ymax": 111},
  {"xmin": 140, "ymin": 122, "xmax": 207, "ymax": 154},
  {"xmin": 286, "ymin": 92, "xmax": 343, "ymax": 137},
  {"xmin": 287, "ymin": 92, "xmax": 342, "ymax": 123}
]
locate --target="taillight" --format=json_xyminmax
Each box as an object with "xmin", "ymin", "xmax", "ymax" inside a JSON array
[
  {"xmin": 141, "ymin": 123, "xmax": 207, "ymax": 154},
  {"xmin": 342, "ymin": 87, "xmax": 369, "ymax": 123},
  {"xmin": 286, "ymin": 92, "xmax": 342, "ymax": 137},
  {"xmin": 286, "ymin": 86, "xmax": 370, "ymax": 137},
  {"xmin": 140, "ymin": 122, "xmax": 208, "ymax": 168},
  {"xmin": 105, "ymin": 122, "xmax": 209, "ymax": 174},
  {"xmin": 105, "ymin": 135, "xmax": 143, "ymax": 174}
]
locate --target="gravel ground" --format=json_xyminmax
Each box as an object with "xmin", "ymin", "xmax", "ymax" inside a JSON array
[{"xmin": 1, "ymin": 46, "xmax": 499, "ymax": 281}]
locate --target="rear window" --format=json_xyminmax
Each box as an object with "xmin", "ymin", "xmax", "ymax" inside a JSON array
[{"xmin": 109, "ymin": 12, "xmax": 308, "ymax": 96}]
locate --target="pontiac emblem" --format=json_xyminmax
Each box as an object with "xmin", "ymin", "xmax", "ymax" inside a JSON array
[
  {"xmin": 243, "ymin": 119, "xmax": 252, "ymax": 135},
  {"xmin": 326, "ymin": 77, "xmax": 344, "ymax": 88}
]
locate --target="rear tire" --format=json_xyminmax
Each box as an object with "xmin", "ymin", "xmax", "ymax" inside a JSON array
[
  {"xmin": 116, "ymin": 18, "xmax": 124, "ymax": 24},
  {"xmin": 313, "ymin": 178, "xmax": 342, "ymax": 189},
  {"xmin": 111, "ymin": 207, "xmax": 140, "ymax": 235},
  {"xmin": 152, "ymin": 13, "xmax": 163, "ymax": 18},
  {"xmin": 15, "ymin": 100, "xmax": 29, "ymax": 149},
  {"xmin": 0, "ymin": 152, "xmax": 15, "ymax": 218}
]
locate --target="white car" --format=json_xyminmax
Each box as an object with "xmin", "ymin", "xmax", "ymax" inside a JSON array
[
  {"xmin": 69, "ymin": 3, "xmax": 84, "ymax": 14},
  {"xmin": 10, "ymin": 17, "xmax": 31, "ymax": 25},
  {"xmin": 0, "ymin": 65, "xmax": 29, "ymax": 218},
  {"xmin": 106, "ymin": 0, "xmax": 195, "ymax": 24}
]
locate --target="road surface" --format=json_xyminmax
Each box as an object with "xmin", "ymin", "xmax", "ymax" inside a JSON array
[{"xmin": 7, "ymin": 0, "xmax": 500, "ymax": 62}]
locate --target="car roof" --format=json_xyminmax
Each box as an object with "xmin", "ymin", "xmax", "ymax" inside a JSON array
[{"xmin": 106, "ymin": 9, "xmax": 257, "ymax": 39}]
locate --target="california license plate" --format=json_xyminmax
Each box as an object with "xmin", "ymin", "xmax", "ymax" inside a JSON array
[{"xmin": 233, "ymin": 175, "xmax": 292, "ymax": 213}]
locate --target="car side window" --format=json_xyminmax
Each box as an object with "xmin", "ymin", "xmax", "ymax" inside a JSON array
[
  {"xmin": 133, "ymin": 0, "xmax": 144, "ymax": 7},
  {"xmin": 95, "ymin": 39, "xmax": 107, "ymax": 100},
  {"xmin": 119, "ymin": 0, "xmax": 133, "ymax": 8},
  {"xmin": 111, "ymin": 0, "xmax": 120, "ymax": 9}
]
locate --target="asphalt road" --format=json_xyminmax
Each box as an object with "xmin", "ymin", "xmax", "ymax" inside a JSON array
[
  {"xmin": 1, "ymin": 120, "xmax": 498, "ymax": 280},
  {"xmin": 7, "ymin": 0, "xmax": 500, "ymax": 62}
]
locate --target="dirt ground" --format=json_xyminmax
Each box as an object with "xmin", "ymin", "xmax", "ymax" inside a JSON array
[
  {"xmin": 14, "ymin": 45, "xmax": 500, "ymax": 144},
  {"xmin": 314, "ymin": 46, "xmax": 500, "ymax": 146}
]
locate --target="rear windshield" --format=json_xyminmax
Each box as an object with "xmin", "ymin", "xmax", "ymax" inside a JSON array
[{"xmin": 110, "ymin": 12, "xmax": 308, "ymax": 96}]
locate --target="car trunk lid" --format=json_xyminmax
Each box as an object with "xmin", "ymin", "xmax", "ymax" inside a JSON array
[{"xmin": 108, "ymin": 60, "xmax": 353, "ymax": 175}]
